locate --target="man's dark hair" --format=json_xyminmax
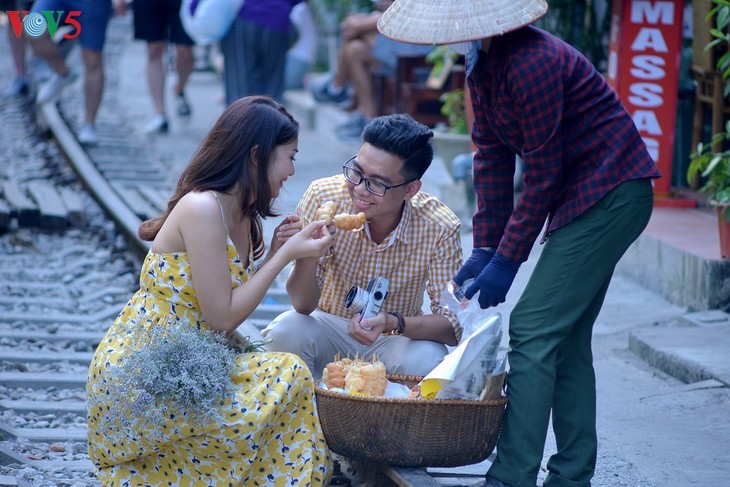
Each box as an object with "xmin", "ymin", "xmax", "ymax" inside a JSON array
[{"xmin": 362, "ymin": 114, "xmax": 434, "ymax": 181}]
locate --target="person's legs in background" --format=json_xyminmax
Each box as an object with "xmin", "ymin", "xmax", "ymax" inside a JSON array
[
  {"xmin": 74, "ymin": 0, "xmax": 111, "ymax": 144},
  {"xmin": 253, "ymin": 23, "xmax": 288, "ymax": 102},
  {"xmin": 0, "ymin": 0, "xmax": 32, "ymax": 97},
  {"xmin": 31, "ymin": 0, "xmax": 112, "ymax": 144},
  {"xmin": 220, "ymin": 18, "xmax": 288, "ymax": 105},
  {"xmin": 3, "ymin": 22, "xmax": 28, "ymax": 96},
  {"xmin": 173, "ymin": 43, "xmax": 194, "ymax": 115},
  {"xmin": 310, "ymin": 12, "xmax": 381, "ymax": 108},
  {"xmin": 79, "ymin": 47, "xmax": 104, "ymax": 143},
  {"xmin": 220, "ymin": 17, "xmax": 254, "ymax": 105},
  {"xmin": 135, "ymin": 0, "xmax": 195, "ymax": 134},
  {"xmin": 30, "ymin": 0, "xmax": 80, "ymax": 106},
  {"xmin": 143, "ymin": 40, "xmax": 169, "ymax": 133},
  {"xmin": 167, "ymin": 0, "xmax": 194, "ymax": 117}
]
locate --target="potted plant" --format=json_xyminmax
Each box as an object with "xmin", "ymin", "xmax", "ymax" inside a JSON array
[
  {"xmin": 425, "ymin": 46, "xmax": 472, "ymax": 172},
  {"xmin": 687, "ymin": 0, "xmax": 730, "ymax": 258},
  {"xmin": 687, "ymin": 129, "xmax": 730, "ymax": 257}
]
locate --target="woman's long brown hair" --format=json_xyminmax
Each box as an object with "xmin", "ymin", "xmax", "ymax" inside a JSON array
[{"xmin": 138, "ymin": 96, "xmax": 299, "ymax": 260}]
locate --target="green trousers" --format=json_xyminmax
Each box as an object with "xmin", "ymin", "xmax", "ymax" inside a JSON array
[{"xmin": 487, "ymin": 178, "xmax": 654, "ymax": 487}]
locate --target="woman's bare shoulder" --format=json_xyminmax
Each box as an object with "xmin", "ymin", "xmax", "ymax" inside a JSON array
[{"xmin": 175, "ymin": 191, "xmax": 220, "ymax": 218}]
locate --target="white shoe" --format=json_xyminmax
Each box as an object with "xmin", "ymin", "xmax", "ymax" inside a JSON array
[
  {"xmin": 144, "ymin": 114, "xmax": 169, "ymax": 134},
  {"xmin": 77, "ymin": 123, "xmax": 98, "ymax": 145},
  {"xmin": 36, "ymin": 71, "xmax": 78, "ymax": 104}
]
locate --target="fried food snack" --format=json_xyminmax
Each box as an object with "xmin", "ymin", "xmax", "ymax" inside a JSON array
[
  {"xmin": 315, "ymin": 202, "xmax": 366, "ymax": 230},
  {"xmin": 315, "ymin": 201, "xmax": 336, "ymax": 224},
  {"xmin": 345, "ymin": 360, "xmax": 387, "ymax": 396},
  {"xmin": 322, "ymin": 355, "xmax": 359, "ymax": 389},
  {"xmin": 333, "ymin": 212, "xmax": 366, "ymax": 231}
]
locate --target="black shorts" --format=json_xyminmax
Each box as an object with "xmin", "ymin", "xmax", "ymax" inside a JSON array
[{"xmin": 132, "ymin": 0, "xmax": 193, "ymax": 45}]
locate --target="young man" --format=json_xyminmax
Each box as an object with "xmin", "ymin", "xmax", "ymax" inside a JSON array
[
  {"xmin": 378, "ymin": 1, "xmax": 661, "ymax": 487},
  {"xmin": 263, "ymin": 114, "xmax": 463, "ymax": 378}
]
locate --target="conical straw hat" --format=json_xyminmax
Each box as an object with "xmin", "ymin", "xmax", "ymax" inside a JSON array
[{"xmin": 377, "ymin": 0, "xmax": 548, "ymax": 44}]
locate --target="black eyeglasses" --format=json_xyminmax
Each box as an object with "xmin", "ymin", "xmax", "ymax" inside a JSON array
[{"xmin": 342, "ymin": 157, "xmax": 413, "ymax": 197}]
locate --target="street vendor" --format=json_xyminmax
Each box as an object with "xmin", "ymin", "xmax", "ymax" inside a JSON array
[
  {"xmin": 263, "ymin": 113, "xmax": 463, "ymax": 378},
  {"xmin": 377, "ymin": 1, "xmax": 661, "ymax": 487}
]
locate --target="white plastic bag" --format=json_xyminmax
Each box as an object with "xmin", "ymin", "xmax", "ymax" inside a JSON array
[
  {"xmin": 418, "ymin": 282, "xmax": 507, "ymax": 400},
  {"xmin": 180, "ymin": 0, "xmax": 244, "ymax": 45},
  {"xmin": 421, "ymin": 313, "xmax": 505, "ymax": 399}
]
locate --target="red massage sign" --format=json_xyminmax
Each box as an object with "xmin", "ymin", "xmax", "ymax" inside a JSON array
[{"xmin": 607, "ymin": 0, "xmax": 683, "ymax": 197}]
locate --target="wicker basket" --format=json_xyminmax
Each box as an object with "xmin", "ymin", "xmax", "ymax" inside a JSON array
[{"xmin": 315, "ymin": 374, "xmax": 508, "ymax": 467}]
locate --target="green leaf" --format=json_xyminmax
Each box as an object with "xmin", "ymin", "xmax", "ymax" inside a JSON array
[
  {"xmin": 704, "ymin": 38, "xmax": 723, "ymax": 52},
  {"xmin": 712, "ymin": 132, "xmax": 728, "ymax": 145},
  {"xmin": 719, "ymin": 7, "xmax": 730, "ymax": 29},
  {"xmin": 703, "ymin": 155, "xmax": 725, "ymax": 176}
]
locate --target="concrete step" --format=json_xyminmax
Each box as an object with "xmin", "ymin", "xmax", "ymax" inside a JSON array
[
  {"xmin": 617, "ymin": 208, "xmax": 730, "ymax": 311},
  {"xmin": 629, "ymin": 311, "xmax": 730, "ymax": 385}
]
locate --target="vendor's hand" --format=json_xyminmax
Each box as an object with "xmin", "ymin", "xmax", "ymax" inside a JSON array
[
  {"xmin": 454, "ymin": 248, "xmax": 495, "ymax": 286},
  {"xmin": 281, "ymin": 221, "xmax": 333, "ymax": 261},
  {"xmin": 464, "ymin": 253, "xmax": 521, "ymax": 309},
  {"xmin": 347, "ymin": 311, "xmax": 387, "ymax": 346},
  {"xmin": 269, "ymin": 214, "xmax": 302, "ymax": 256}
]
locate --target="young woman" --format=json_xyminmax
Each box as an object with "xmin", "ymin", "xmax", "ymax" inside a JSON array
[{"xmin": 87, "ymin": 96, "xmax": 333, "ymax": 485}]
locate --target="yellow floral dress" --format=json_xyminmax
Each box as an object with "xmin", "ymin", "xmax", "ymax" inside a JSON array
[{"xmin": 87, "ymin": 239, "xmax": 332, "ymax": 486}]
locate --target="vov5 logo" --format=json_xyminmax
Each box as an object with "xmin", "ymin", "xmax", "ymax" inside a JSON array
[{"xmin": 6, "ymin": 10, "xmax": 81, "ymax": 39}]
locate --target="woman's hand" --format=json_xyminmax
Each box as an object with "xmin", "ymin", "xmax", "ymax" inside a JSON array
[
  {"xmin": 268, "ymin": 214, "xmax": 302, "ymax": 257},
  {"xmin": 280, "ymin": 220, "xmax": 333, "ymax": 261}
]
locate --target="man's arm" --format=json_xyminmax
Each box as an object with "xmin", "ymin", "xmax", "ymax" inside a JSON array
[
  {"xmin": 391, "ymin": 313, "xmax": 457, "ymax": 346},
  {"xmin": 425, "ymin": 220, "xmax": 464, "ymax": 343}
]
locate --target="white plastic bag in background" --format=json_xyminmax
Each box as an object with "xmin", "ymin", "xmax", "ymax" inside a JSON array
[{"xmin": 180, "ymin": 0, "xmax": 244, "ymax": 45}]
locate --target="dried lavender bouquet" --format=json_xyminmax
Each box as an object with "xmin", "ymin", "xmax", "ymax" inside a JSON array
[{"xmin": 92, "ymin": 319, "xmax": 265, "ymax": 443}]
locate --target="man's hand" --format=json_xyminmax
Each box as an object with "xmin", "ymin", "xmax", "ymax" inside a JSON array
[
  {"xmin": 464, "ymin": 253, "xmax": 521, "ymax": 309},
  {"xmin": 454, "ymin": 248, "xmax": 495, "ymax": 286},
  {"xmin": 347, "ymin": 311, "xmax": 387, "ymax": 346}
]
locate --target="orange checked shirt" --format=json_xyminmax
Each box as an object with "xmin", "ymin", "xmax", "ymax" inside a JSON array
[{"xmin": 296, "ymin": 175, "xmax": 464, "ymax": 341}]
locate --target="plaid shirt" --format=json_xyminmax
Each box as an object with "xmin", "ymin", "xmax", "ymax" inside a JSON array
[
  {"xmin": 296, "ymin": 175, "xmax": 464, "ymax": 341},
  {"xmin": 468, "ymin": 26, "xmax": 661, "ymax": 263}
]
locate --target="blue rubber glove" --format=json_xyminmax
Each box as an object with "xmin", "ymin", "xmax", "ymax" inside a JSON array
[
  {"xmin": 454, "ymin": 248, "xmax": 495, "ymax": 286},
  {"xmin": 464, "ymin": 253, "xmax": 521, "ymax": 309}
]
